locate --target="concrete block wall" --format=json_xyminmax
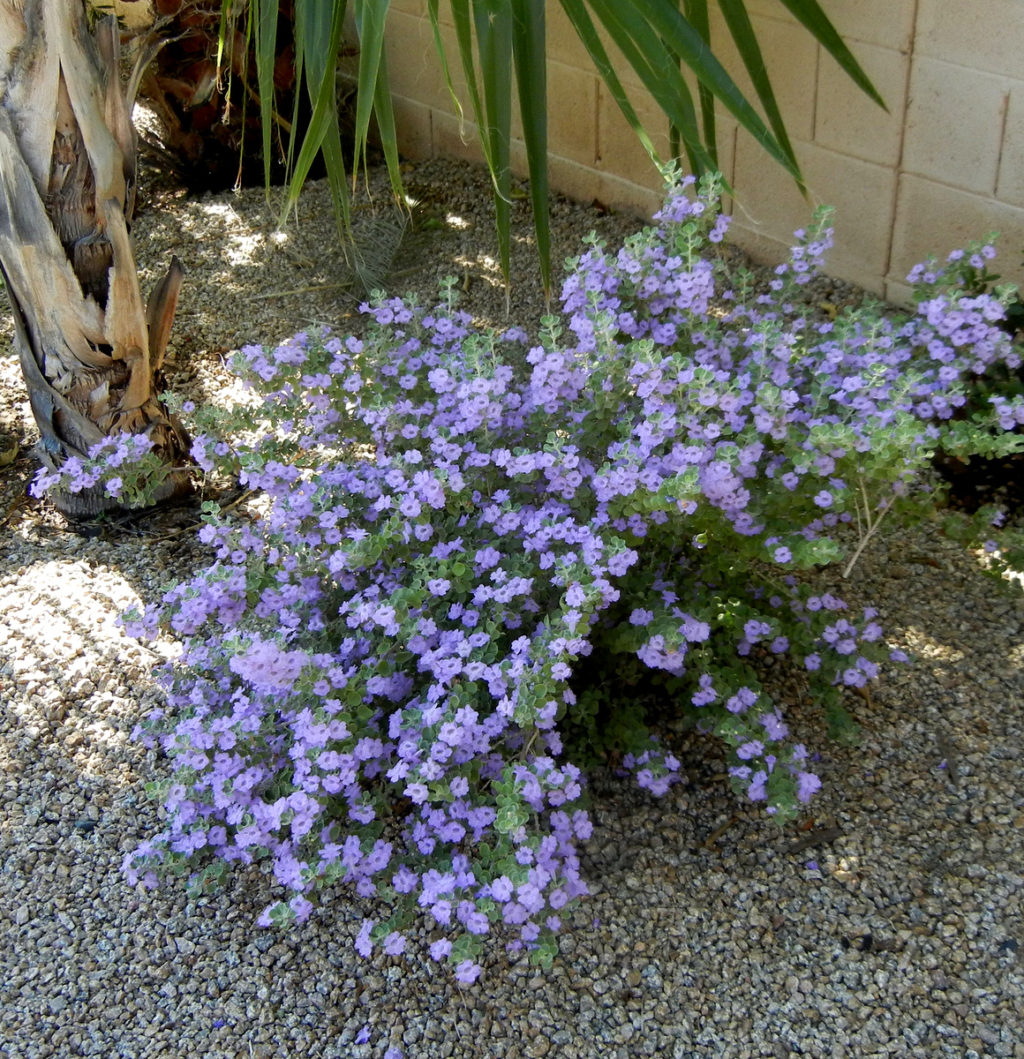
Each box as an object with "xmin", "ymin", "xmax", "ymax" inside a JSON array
[{"xmin": 382, "ymin": 0, "xmax": 1024, "ymax": 302}]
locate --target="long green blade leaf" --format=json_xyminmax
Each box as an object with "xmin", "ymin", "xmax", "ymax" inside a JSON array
[
  {"xmin": 473, "ymin": 0, "xmax": 514, "ymax": 292},
  {"xmin": 557, "ymin": 0, "xmax": 659, "ymax": 165},
  {"xmin": 444, "ymin": 0, "xmax": 495, "ymax": 174},
  {"xmin": 254, "ymin": 0, "xmax": 280, "ymax": 189},
  {"xmin": 371, "ymin": 46, "xmax": 405, "ymax": 204},
  {"xmin": 776, "ymin": 0, "xmax": 886, "ymax": 109},
  {"xmin": 425, "ymin": 0, "xmax": 461, "ymax": 125},
  {"xmin": 585, "ymin": 0, "xmax": 717, "ymax": 174},
  {"xmin": 353, "ymin": 0, "xmax": 392, "ymax": 181},
  {"xmin": 632, "ymin": 0, "xmax": 800, "ymax": 176},
  {"xmin": 283, "ymin": 0, "xmax": 350, "ymax": 232},
  {"xmin": 510, "ymin": 0, "xmax": 550, "ymax": 298},
  {"xmin": 717, "ymin": 0, "xmax": 798, "ymax": 183},
  {"xmin": 682, "ymin": 0, "xmax": 716, "ymax": 169},
  {"xmin": 296, "ymin": 0, "xmax": 335, "ymax": 93}
]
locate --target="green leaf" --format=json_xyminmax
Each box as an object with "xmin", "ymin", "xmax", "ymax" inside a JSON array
[
  {"xmin": 717, "ymin": 0, "xmax": 800, "ymax": 192},
  {"xmin": 529, "ymin": 935, "xmax": 558, "ymax": 968},
  {"xmin": 473, "ymin": 0, "xmax": 515, "ymax": 297},
  {"xmin": 254, "ymin": 0, "xmax": 280, "ymax": 189},
  {"xmin": 284, "ymin": 0, "xmax": 352, "ymax": 237},
  {"xmin": 495, "ymin": 805, "xmax": 528, "ymax": 834},
  {"xmin": 450, "ymin": 931, "xmax": 483, "ymax": 964},
  {"xmin": 775, "ymin": 0, "xmax": 886, "ymax": 109},
  {"xmin": 681, "ymin": 0, "xmax": 716, "ymax": 170},
  {"xmin": 511, "ymin": 0, "xmax": 551, "ymax": 299}
]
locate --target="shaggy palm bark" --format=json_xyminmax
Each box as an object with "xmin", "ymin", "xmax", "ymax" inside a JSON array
[{"xmin": 0, "ymin": 0, "xmax": 190, "ymax": 516}]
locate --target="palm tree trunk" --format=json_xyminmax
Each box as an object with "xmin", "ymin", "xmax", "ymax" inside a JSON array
[{"xmin": 0, "ymin": 0, "xmax": 190, "ymax": 517}]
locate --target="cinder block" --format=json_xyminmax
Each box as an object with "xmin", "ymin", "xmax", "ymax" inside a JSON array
[
  {"xmin": 703, "ymin": 11, "xmax": 820, "ymax": 145},
  {"xmin": 743, "ymin": 0, "xmax": 915, "ymax": 51},
  {"xmin": 546, "ymin": 155, "xmax": 662, "ymax": 221},
  {"xmin": 431, "ymin": 109, "xmax": 488, "ymax": 168},
  {"xmin": 882, "ymin": 277, "xmax": 915, "ymax": 308},
  {"xmin": 815, "ymin": 41, "xmax": 907, "ymax": 167},
  {"xmin": 388, "ymin": 0, "xmax": 426, "ymax": 16},
  {"xmin": 916, "ymin": 0, "xmax": 1024, "ymax": 79},
  {"xmin": 546, "ymin": 60, "xmax": 599, "ymax": 167},
  {"xmin": 703, "ymin": 111, "xmax": 738, "ymax": 188},
  {"xmin": 818, "ymin": 0, "xmax": 916, "ymax": 50},
  {"xmin": 889, "ymin": 174, "xmax": 1024, "ymax": 293},
  {"xmin": 903, "ymin": 57, "xmax": 1008, "ymax": 195},
  {"xmin": 545, "ymin": 3, "xmax": 598, "ymax": 73},
  {"xmin": 385, "ymin": 11, "xmax": 463, "ymax": 114},
  {"xmin": 729, "ymin": 126, "xmax": 806, "ymax": 232},
  {"xmin": 731, "ymin": 135, "xmax": 897, "ymax": 293},
  {"xmin": 741, "ymin": 0, "xmax": 796, "ymax": 22},
  {"xmin": 997, "ymin": 83, "xmax": 1024, "ymax": 209},
  {"xmin": 424, "ymin": 3, "xmax": 593, "ymax": 74},
  {"xmin": 595, "ymin": 79, "xmax": 673, "ymax": 191},
  {"xmin": 429, "ymin": 2, "xmax": 453, "ymax": 28},
  {"xmin": 592, "ymin": 65, "xmax": 736, "ymax": 188},
  {"xmin": 390, "ymin": 96, "xmax": 435, "ymax": 162}
]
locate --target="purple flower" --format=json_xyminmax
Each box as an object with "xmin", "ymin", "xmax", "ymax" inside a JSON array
[
  {"xmin": 795, "ymin": 771, "xmax": 822, "ymax": 803},
  {"xmin": 228, "ymin": 638, "xmax": 306, "ymax": 691},
  {"xmin": 746, "ymin": 771, "xmax": 768, "ymax": 801},
  {"xmin": 488, "ymin": 876, "xmax": 514, "ymax": 902},
  {"xmin": 725, "ymin": 687, "xmax": 757, "ymax": 714},
  {"xmin": 429, "ymin": 938, "xmax": 452, "ymax": 961},
  {"xmin": 692, "ymin": 673, "xmax": 717, "ymax": 706},
  {"xmin": 383, "ymin": 931, "xmax": 406, "ymax": 956},
  {"xmin": 666, "ymin": 612, "xmax": 700, "ymax": 644},
  {"xmin": 354, "ymin": 920, "xmax": 374, "ymax": 957},
  {"xmin": 121, "ymin": 174, "xmax": 1004, "ymax": 985},
  {"xmin": 454, "ymin": 960, "xmax": 482, "ymax": 984},
  {"xmin": 760, "ymin": 712, "xmax": 788, "ymax": 741},
  {"xmin": 737, "ymin": 740, "xmax": 765, "ymax": 761}
]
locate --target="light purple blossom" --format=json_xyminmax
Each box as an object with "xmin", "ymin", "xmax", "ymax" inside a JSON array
[{"xmin": 454, "ymin": 960, "xmax": 482, "ymax": 984}]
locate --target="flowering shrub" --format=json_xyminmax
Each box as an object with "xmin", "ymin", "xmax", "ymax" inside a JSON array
[{"xmin": 44, "ymin": 172, "xmax": 1022, "ymax": 979}]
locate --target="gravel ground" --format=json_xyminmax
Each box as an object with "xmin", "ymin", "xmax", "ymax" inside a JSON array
[{"xmin": 1, "ymin": 158, "xmax": 1022, "ymax": 1059}]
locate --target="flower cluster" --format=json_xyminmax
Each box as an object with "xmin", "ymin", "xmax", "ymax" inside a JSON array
[
  {"xmin": 105, "ymin": 171, "xmax": 1024, "ymax": 979},
  {"xmin": 30, "ymin": 433, "xmax": 167, "ymax": 506}
]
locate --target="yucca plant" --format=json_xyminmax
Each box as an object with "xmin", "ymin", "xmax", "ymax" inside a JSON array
[
  {"xmin": 107, "ymin": 0, "xmax": 885, "ymax": 297},
  {"xmin": 133, "ymin": 1, "xmax": 882, "ymax": 297},
  {"xmin": 240, "ymin": 0, "xmax": 883, "ymax": 297}
]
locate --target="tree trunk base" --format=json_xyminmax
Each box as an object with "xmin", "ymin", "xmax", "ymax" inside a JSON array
[{"xmin": 0, "ymin": 2, "xmax": 193, "ymax": 518}]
